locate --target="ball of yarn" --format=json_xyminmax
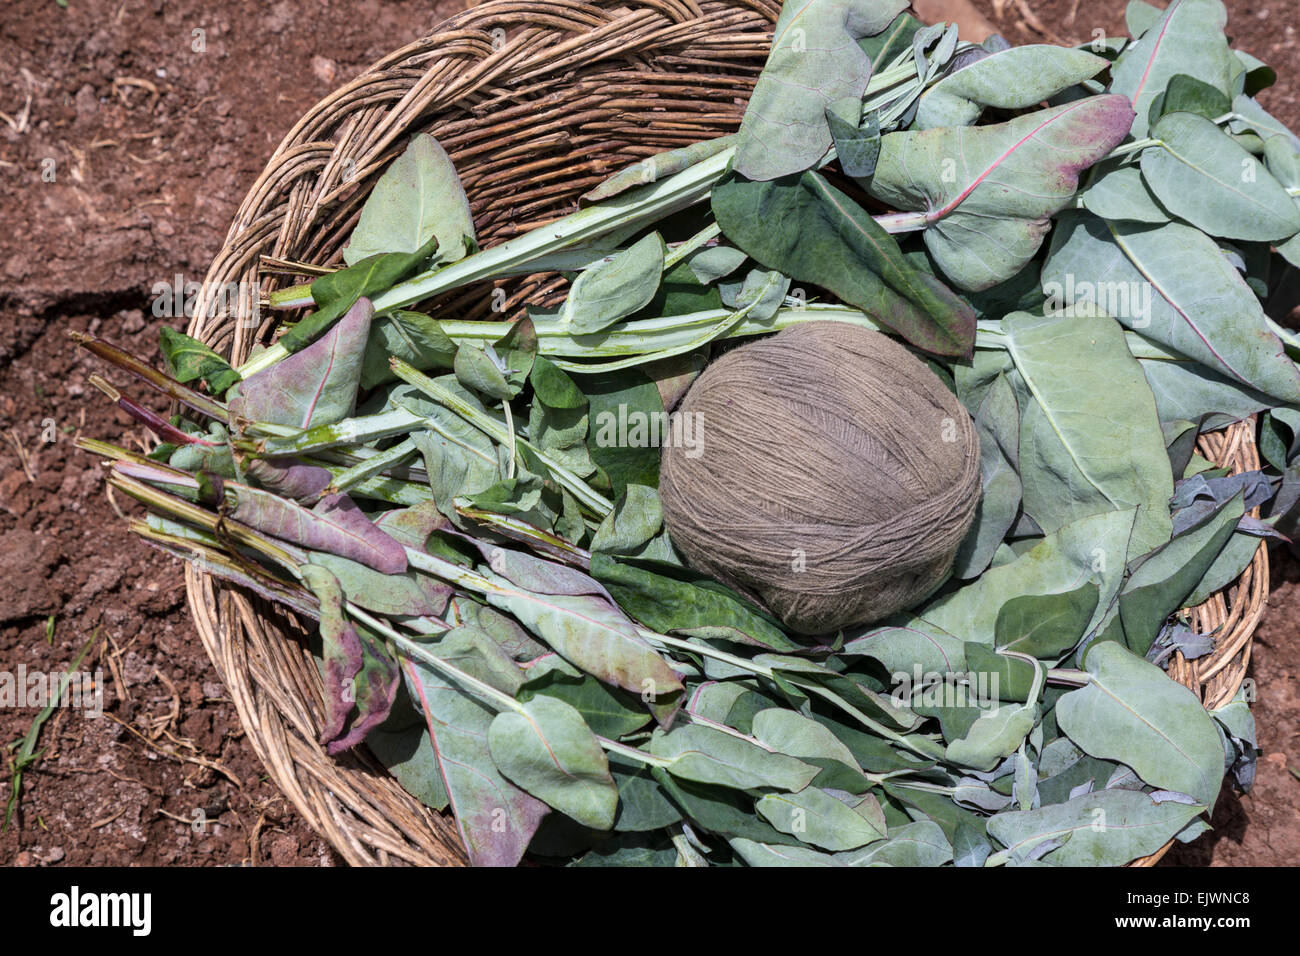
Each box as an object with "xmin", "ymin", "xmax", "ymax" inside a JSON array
[{"xmin": 659, "ymin": 321, "xmax": 981, "ymax": 635}]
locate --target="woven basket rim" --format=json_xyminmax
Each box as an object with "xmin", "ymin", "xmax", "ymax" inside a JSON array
[{"xmin": 181, "ymin": 0, "xmax": 1267, "ymax": 867}]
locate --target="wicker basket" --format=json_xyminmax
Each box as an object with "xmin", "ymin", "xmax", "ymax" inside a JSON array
[{"xmin": 183, "ymin": 0, "xmax": 1268, "ymax": 866}]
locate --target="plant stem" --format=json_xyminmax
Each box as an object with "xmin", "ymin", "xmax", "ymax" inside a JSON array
[
  {"xmin": 1045, "ymin": 668, "xmax": 1091, "ymax": 687},
  {"xmin": 1104, "ymin": 137, "xmax": 1162, "ymax": 161},
  {"xmin": 325, "ymin": 437, "xmax": 418, "ymax": 496},
  {"xmin": 70, "ymin": 330, "xmax": 229, "ymax": 422},
  {"xmin": 662, "ymin": 221, "xmax": 722, "ymax": 270},
  {"xmin": 873, "ymin": 210, "xmax": 931, "ymax": 233},
  {"xmin": 390, "ymin": 359, "xmax": 612, "ymax": 515}
]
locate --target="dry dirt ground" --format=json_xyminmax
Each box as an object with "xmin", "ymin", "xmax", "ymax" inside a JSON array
[{"xmin": 0, "ymin": 0, "xmax": 1296, "ymax": 867}]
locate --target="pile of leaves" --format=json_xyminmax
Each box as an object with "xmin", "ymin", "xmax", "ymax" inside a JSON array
[{"xmin": 75, "ymin": 0, "xmax": 1300, "ymax": 866}]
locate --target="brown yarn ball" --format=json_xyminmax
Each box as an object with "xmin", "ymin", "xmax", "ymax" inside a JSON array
[{"xmin": 659, "ymin": 321, "xmax": 982, "ymax": 635}]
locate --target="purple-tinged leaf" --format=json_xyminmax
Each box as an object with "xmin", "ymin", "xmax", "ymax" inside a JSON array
[
  {"xmin": 866, "ymin": 96, "xmax": 1136, "ymax": 291},
  {"xmin": 228, "ymin": 298, "xmax": 373, "ymax": 429},
  {"xmin": 331, "ymin": 625, "xmax": 401, "ymax": 754},
  {"xmin": 227, "ymin": 486, "xmax": 407, "ymax": 573},
  {"xmin": 474, "ymin": 541, "xmax": 616, "ymax": 603},
  {"xmin": 1236, "ymin": 515, "xmax": 1288, "ymax": 542},
  {"xmin": 371, "ymin": 500, "xmax": 452, "ymax": 550},
  {"xmin": 299, "ymin": 565, "xmax": 366, "ymax": 749},
  {"xmin": 401, "ymin": 645, "xmax": 548, "ymax": 867},
  {"xmin": 244, "ymin": 457, "xmax": 333, "ymax": 500},
  {"xmin": 1109, "ymin": 0, "xmax": 1233, "ymax": 139}
]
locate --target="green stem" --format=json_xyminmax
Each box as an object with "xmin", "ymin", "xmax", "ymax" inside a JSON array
[
  {"xmin": 249, "ymin": 406, "xmax": 423, "ymax": 456},
  {"xmin": 455, "ymin": 507, "xmax": 592, "ymax": 567},
  {"xmin": 662, "ymin": 221, "xmax": 722, "ymax": 270},
  {"xmin": 644, "ymin": 631, "xmax": 940, "ymax": 760},
  {"xmin": 324, "ymin": 437, "xmax": 418, "ymax": 497},
  {"xmin": 389, "ymin": 360, "xmax": 612, "ymax": 515},
  {"xmin": 1105, "ymin": 137, "xmax": 1162, "ymax": 161},
  {"xmin": 1045, "ymin": 668, "xmax": 1091, "ymax": 687}
]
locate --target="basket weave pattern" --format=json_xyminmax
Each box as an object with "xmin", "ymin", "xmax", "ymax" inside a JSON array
[{"xmin": 184, "ymin": 0, "xmax": 1266, "ymax": 866}]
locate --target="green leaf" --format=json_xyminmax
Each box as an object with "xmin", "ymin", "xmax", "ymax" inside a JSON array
[
  {"xmin": 712, "ymin": 170, "xmax": 975, "ymax": 358},
  {"xmin": 988, "ymin": 789, "xmax": 1205, "ymax": 866},
  {"xmin": 906, "ymin": 508, "xmax": 1136, "ymax": 647},
  {"xmin": 518, "ymin": 655, "xmax": 652, "ymax": 739},
  {"xmin": 1056, "ymin": 641, "xmax": 1225, "ymax": 807},
  {"xmin": 1138, "ymin": 348, "xmax": 1276, "ymax": 429},
  {"xmin": 1183, "ymin": 530, "xmax": 1260, "ymax": 608},
  {"xmin": 159, "ymin": 327, "xmax": 240, "ymax": 396},
  {"xmin": 284, "ymin": 236, "xmax": 438, "ymax": 355},
  {"xmin": 756, "ymin": 786, "xmax": 887, "ymax": 850},
  {"xmin": 1149, "ymin": 73, "xmax": 1232, "ymax": 124},
  {"xmin": 454, "ymin": 344, "xmax": 513, "ymax": 401},
  {"xmin": 561, "ymin": 233, "xmax": 665, "ymax": 334},
  {"xmin": 591, "ymin": 553, "xmax": 800, "ymax": 653},
  {"xmin": 580, "ymin": 135, "xmax": 737, "ymax": 205},
  {"xmin": 844, "ymin": 617, "xmax": 966, "ymax": 677},
  {"xmin": 365, "ymin": 697, "xmax": 450, "ymax": 812},
  {"xmin": 994, "ymin": 582, "xmax": 1100, "ymax": 660},
  {"xmin": 717, "ymin": 268, "xmax": 791, "ymax": 324},
  {"xmin": 1115, "ymin": 493, "xmax": 1243, "ymax": 655},
  {"xmin": 951, "ymin": 372, "xmax": 1021, "ymax": 579},
  {"xmin": 308, "ymin": 550, "xmax": 450, "ymax": 618},
  {"xmin": 732, "ymin": 818, "xmax": 950, "ymax": 866},
  {"xmin": 609, "ymin": 757, "xmax": 682, "ymax": 832},
  {"xmin": 1042, "ymin": 213, "xmax": 1300, "ymax": 406},
  {"xmin": 729, "ymin": 839, "xmax": 838, "ymax": 866},
  {"xmin": 482, "ymin": 568, "xmax": 685, "ymax": 708},
  {"xmin": 455, "ymin": 317, "xmax": 536, "ymax": 401},
  {"xmin": 1109, "ymin": 0, "xmax": 1232, "ymax": 139},
  {"xmin": 826, "ymin": 107, "xmax": 880, "ymax": 179},
  {"xmin": 751, "ymin": 708, "xmax": 860, "ymax": 770},
  {"xmin": 411, "ymin": 402, "xmax": 502, "ymax": 522},
  {"xmin": 859, "ymin": 10, "xmax": 920, "ymax": 67},
  {"xmin": 945, "ymin": 699, "xmax": 1039, "ymax": 772},
  {"xmin": 1229, "ymin": 94, "xmax": 1300, "ymax": 151},
  {"xmin": 1125, "ymin": 0, "xmax": 1163, "ymax": 39},
  {"xmin": 527, "ymin": 356, "xmax": 594, "ymax": 478},
  {"xmin": 866, "ymin": 96, "xmax": 1136, "ymax": 291},
  {"xmin": 686, "ymin": 245, "xmax": 748, "ymax": 285},
  {"xmin": 584, "ymin": 368, "xmax": 666, "ymax": 496},
  {"xmin": 1002, "ymin": 311, "xmax": 1174, "ymax": 559},
  {"xmin": 360, "ymin": 310, "xmax": 457, "ymax": 390},
  {"xmin": 573, "ymin": 834, "xmax": 678, "ymax": 866},
  {"xmin": 733, "ymin": 0, "xmax": 907, "ymax": 181},
  {"xmin": 1232, "ymin": 51, "xmax": 1276, "ymax": 98},
  {"xmin": 344, "ymin": 133, "xmax": 475, "ymax": 266},
  {"xmin": 964, "ymin": 644, "xmax": 1046, "ymax": 702},
  {"xmin": 916, "ymin": 45, "xmax": 1109, "ymax": 130},
  {"xmin": 850, "ymin": 820, "xmax": 952, "ymax": 866},
  {"xmin": 489, "ymin": 695, "xmax": 618, "ymax": 831},
  {"xmin": 590, "ymin": 484, "xmax": 663, "ymax": 556},
  {"xmin": 648, "ymin": 724, "xmax": 819, "ymax": 792},
  {"xmin": 1140, "ymin": 112, "xmax": 1300, "ymax": 241},
  {"xmin": 1079, "ymin": 164, "xmax": 1171, "ymax": 224},
  {"xmin": 651, "ymin": 769, "xmax": 804, "ymax": 846}
]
